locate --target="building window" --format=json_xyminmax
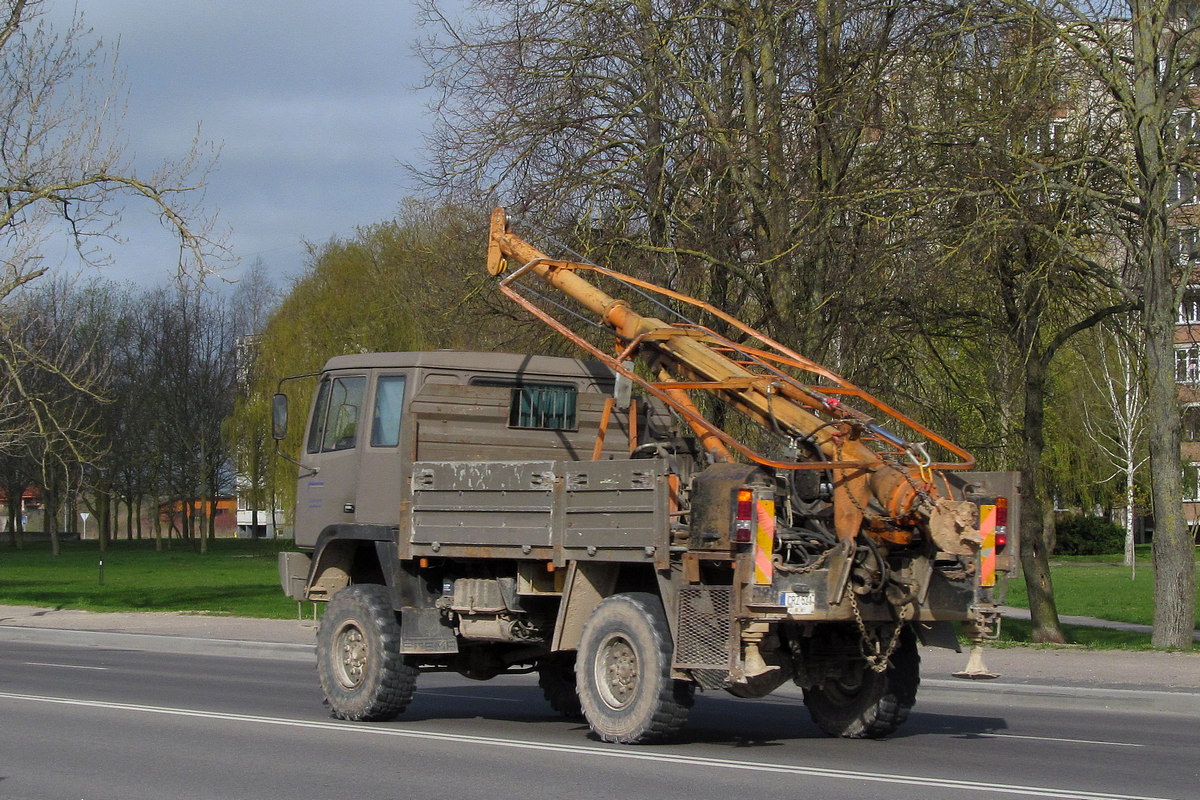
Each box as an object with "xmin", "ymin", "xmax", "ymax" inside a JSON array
[
  {"xmin": 1184, "ymin": 405, "xmax": 1200, "ymax": 442},
  {"xmin": 1176, "ymin": 345, "xmax": 1200, "ymax": 384},
  {"xmin": 1185, "ymin": 463, "xmax": 1200, "ymax": 502},
  {"xmin": 1180, "ymin": 288, "xmax": 1200, "ymax": 324},
  {"xmin": 1174, "ymin": 229, "xmax": 1200, "ymax": 265},
  {"xmin": 1025, "ymin": 120, "xmax": 1068, "ymax": 154},
  {"xmin": 1169, "ymin": 172, "xmax": 1199, "ymax": 205}
]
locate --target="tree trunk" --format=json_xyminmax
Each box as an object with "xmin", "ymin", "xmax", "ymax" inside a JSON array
[
  {"xmin": 1126, "ymin": 0, "xmax": 1197, "ymax": 647},
  {"xmin": 1018, "ymin": 349, "xmax": 1065, "ymax": 643},
  {"xmin": 1145, "ymin": 243, "xmax": 1196, "ymax": 647},
  {"xmin": 44, "ymin": 478, "xmax": 60, "ymax": 557},
  {"xmin": 6, "ymin": 493, "xmax": 18, "ymax": 549},
  {"xmin": 1124, "ymin": 455, "xmax": 1136, "ymax": 579},
  {"xmin": 153, "ymin": 499, "xmax": 164, "ymax": 552}
]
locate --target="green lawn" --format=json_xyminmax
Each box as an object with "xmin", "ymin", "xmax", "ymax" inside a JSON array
[
  {"xmin": 996, "ymin": 549, "xmax": 1199, "ymax": 648},
  {"xmin": 1002, "ymin": 553, "xmax": 1200, "ymax": 630},
  {"xmin": 0, "ymin": 538, "xmax": 298, "ymax": 619},
  {"xmin": 0, "ymin": 539, "xmax": 1196, "ymax": 650}
]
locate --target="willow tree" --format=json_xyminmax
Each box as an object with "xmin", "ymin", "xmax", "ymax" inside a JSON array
[{"xmin": 237, "ymin": 205, "xmax": 494, "ymax": 518}]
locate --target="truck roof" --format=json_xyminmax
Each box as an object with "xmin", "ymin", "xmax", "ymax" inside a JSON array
[{"xmin": 321, "ymin": 350, "xmax": 615, "ymax": 383}]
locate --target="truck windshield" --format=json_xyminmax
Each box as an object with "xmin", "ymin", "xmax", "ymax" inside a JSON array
[{"xmin": 306, "ymin": 376, "xmax": 367, "ymax": 453}]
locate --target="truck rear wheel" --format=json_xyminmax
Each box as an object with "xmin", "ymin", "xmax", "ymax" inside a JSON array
[
  {"xmin": 576, "ymin": 592, "xmax": 694, "ymax": 744},
  {"xmin": 803, "ymin": 624, "xmax": 919, "ymax": 739},
  {"xmin": 318, "ymin": 584, "xmax": 418, "ymax": 721}
]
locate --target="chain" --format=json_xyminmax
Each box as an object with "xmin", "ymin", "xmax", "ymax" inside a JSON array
[
  {"xmin": 896, "ymin": 460, "xmax": 936, "ymax": 508},
  {"xmin": 772, "ymin": 543, "xmax": 837, "ymax": 575},
  {"xmin": 835, "ymin": 444, "xmax": 937, "ymax": 523},
  {"xmin": 849, "ymin": 590, "xmax": 905, "ymax": 674}
]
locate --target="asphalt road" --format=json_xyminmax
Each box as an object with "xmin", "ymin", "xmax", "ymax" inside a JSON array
[{"xmin": 0, "ymin": 637, "xmax": 1197, "ymax": 800}]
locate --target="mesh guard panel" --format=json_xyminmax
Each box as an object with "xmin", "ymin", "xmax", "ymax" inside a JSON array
[{"xmin": 674, "ymin": 585, "xmax": 735, "ymax": 685}]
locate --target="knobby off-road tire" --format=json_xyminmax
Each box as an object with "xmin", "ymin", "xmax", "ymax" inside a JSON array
[
  {"xmin": 317, "ymin": 584, "xmax": 418, "ymax": 722},
  {"xmin": 803, "ymin": 624, "xmax": 920, "ymax": 739},
  {"xmin": 538, "ymin": 653, "xmax": 583, "ymax": 719},
  {"xmin": 576, "ymin": 592, "xmax": 695, "ymax": 744}
]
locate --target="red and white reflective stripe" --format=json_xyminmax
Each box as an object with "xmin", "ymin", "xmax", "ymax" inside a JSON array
[
  {"xmin": 753, "ymin": 499, "xmax": 775, "ymax": 584},
  {"xmin": 979, "ymin": 503, "xmax": 996, "ymax": 588}
]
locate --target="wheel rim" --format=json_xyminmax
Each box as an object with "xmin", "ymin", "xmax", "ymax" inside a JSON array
[
  {"xmin": 332, "ymin": 619, "xmax": 370, "ymax": 689},
  {"xmin": 594, "ymin": 632, "xmax": 639, "ymax": 710}
]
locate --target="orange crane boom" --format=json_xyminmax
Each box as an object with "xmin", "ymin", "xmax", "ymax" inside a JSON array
[{"xmin": 485, "ymin": 208, "xmax": 978, "ymax": 548}]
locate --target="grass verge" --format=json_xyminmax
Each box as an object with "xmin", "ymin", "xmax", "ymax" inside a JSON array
[
  {"xmin": 996, "ymin": 548, "xmax": 1198, "ymax": 649},
  {"xmin": 990, "ymin": 619, "xmax": 1156, "ymax": 650},
  {"xmin": 0, "ymin": 538, "xmax": 297, "ymax": 619},
  {"xmin": 0, "ymin": 539, "xmax": 1195, "ymax": 651},
  {"xmin": 1002, "ymin": 558, "xmax": 1200, "ymax": 629}
]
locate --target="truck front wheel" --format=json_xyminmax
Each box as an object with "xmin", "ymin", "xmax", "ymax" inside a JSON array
[
  {"xmin": 803, "ymin": 624, "xmax": 919, "ymax": 739},
  {"xmin": 576, "ymin": 592, "xmax": 694, "ymax": 744},
  {"xmin": 317, "ymin": 584, "xmax": 418, "ymax": 721}
]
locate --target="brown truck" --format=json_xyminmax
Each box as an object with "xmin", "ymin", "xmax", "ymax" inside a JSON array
[{"xmin": 273, "ymin": 210, "xmax": 1015, "ymax": 744}]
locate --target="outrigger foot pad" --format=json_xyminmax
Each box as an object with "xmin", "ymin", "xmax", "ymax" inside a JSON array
[{"xmin": 952, "ymin": 645, "xmax": 999, "ymax": 680}]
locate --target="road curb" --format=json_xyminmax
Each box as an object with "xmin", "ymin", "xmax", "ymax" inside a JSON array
[{"xmin": 0, "ymin": 625, "xmax": 316, "ymax": 662}]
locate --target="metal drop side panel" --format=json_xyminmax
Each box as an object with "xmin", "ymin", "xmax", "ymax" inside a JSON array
[{"xmin": 409, "ymin": 459, "xmax": 670, "ymax": 567}]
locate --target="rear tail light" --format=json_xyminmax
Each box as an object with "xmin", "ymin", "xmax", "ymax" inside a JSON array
[
  {"xmin": 735, "ymin": 489, "xmax": 754, "ymax": 543},
  {"xmin": 995, "ymin": 497, "xmax": 1008, "ymax": 551}
]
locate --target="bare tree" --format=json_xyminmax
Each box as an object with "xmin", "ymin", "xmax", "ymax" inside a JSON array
[
  {"xmin": 0, "ymin": 1, "xmax": 226, "ymax": 503},
  {"xmin": 415, "ymin": 0, "xmax": 944, "ymax": 362},
  {"xmin": 1076, "ymin": 315, "xmax": 1147, "ymax": 575},
  {"xmin": 1002, "ymin": 0, "xmax": 1199, "ymax": 648}
]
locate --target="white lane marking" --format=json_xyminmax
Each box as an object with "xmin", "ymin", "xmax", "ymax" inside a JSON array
[
  {"xmin": 981, "ymin": 733, "xmax": 1143, "ymax": 748},
  {"xmin": 0, "ymin": 691, "xmax": 1178, "ymax": 800},
  {"xmin": 23, "ymin": 662, "xmax": 109, "ymax": 671}
]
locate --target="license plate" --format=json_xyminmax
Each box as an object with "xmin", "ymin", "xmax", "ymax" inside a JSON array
[{"xmin": 781, "ymin": 590, "xmax": 815, "ymax": 616}]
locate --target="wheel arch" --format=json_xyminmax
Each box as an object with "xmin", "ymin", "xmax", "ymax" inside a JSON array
[
  {"xmin": 306, "ymin": 525, "xmax": 397, "ymax": 602},
  {"xmin": 550, "ymin": 561, "xmax": 665, "ymax": 652}
]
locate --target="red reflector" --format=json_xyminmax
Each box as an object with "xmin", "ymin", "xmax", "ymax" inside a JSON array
[{"xmin": 994, "ymin": 497, "xmax": 1009, "ymax": 551}]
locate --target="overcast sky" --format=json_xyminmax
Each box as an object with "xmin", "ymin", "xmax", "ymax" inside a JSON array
[{"xmin": 45, "ymin": 0, "xmax": 432, "ymax": 287}]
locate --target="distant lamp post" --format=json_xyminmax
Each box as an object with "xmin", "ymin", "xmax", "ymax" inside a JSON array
[{"xmin": 80, "ymin": 511, "xmax": 91, "ymax": 540}]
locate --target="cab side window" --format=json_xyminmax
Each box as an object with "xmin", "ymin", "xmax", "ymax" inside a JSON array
[
  {"xmin": 370, "ymin": 375, "xmax": 406, "ymax": 447},
  {"xmin": 306, "ymin": 376, "xmax": 367, "ymax": 453}
]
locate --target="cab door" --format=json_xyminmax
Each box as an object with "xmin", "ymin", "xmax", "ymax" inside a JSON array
[
  {"xmin": 354, "ymin": 373, "xmax": 408, "ymax": 524},
  {"xmin": 294, "ymin": 373, "xmax": 367, "ymax": 548}
]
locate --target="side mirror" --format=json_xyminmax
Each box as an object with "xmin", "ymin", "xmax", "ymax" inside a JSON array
[{"xmin": 272, "ymin": 393, "xmax": 289, "ymax": 440}]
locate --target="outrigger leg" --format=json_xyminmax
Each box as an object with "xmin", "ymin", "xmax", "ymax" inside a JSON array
[{"xmin": 953, "ymin": 606, "xmax": 1001, "ymax": 680}]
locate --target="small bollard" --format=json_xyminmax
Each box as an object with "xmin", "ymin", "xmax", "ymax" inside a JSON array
[{"xmin": 98, "ymin": 559, "xmax": 104, "ymax": 586}]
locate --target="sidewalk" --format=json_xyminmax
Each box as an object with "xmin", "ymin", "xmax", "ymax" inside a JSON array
[
  {"xmin": 0, "ymin": 603, "xmax": 316, "ymax": 661},
  {"xmin": 0, "ymin": 603, "xmax": 1197, "ymax": 694}
]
